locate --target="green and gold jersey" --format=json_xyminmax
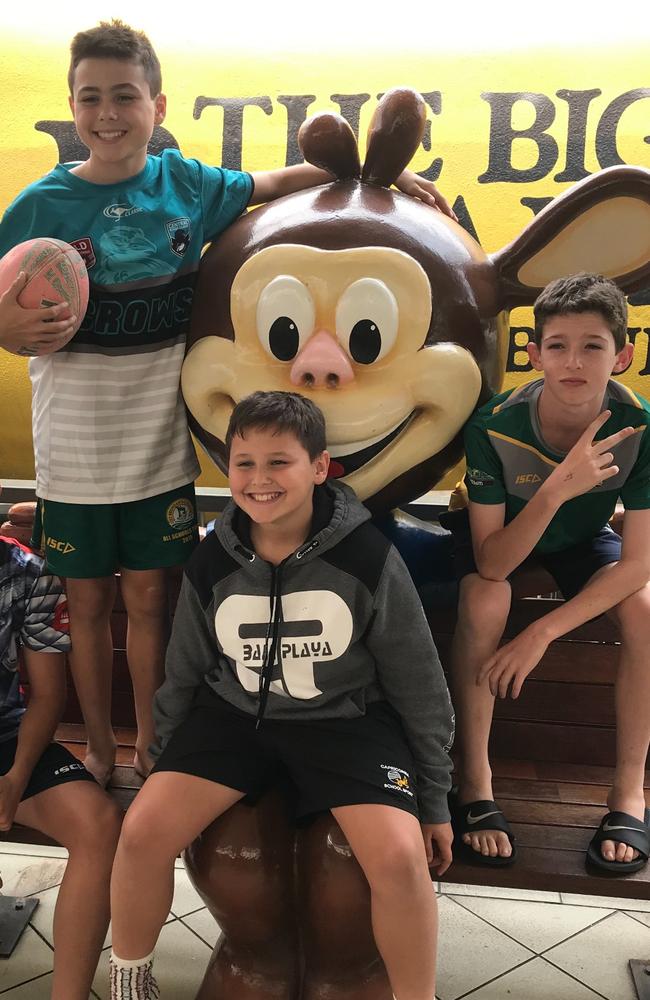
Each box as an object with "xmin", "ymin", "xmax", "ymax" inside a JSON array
[{"xmin": 464, "ymin": 378, "xmax": 650, "ymax": 554}]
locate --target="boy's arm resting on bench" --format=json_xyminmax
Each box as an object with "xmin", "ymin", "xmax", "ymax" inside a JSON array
[
  {"xmin": 0, "ymin": 649, "xmax": 66, "ymax": 830},
  {"xmin": 480, "ymin": 506, "xmax": 650, "ymax": 700}
]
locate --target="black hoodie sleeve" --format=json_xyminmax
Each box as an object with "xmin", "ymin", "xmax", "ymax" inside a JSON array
[
  {"xmin": 365, "ymin": 545, "xmax": 454, "ymax": 823},
  {"xmin": 151, "ymin": 572, "xmax": 219, "ymax": 758}
]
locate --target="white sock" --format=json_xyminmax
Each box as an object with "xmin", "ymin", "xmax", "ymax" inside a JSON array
[{"xmin": 110, "ymin": 951, "xmax": 157, "ymax": 1000}]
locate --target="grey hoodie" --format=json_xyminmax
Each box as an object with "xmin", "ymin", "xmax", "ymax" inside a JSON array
[{"xmin": 153, "ymin": 481, "xmax": 454, "ymax": 823}]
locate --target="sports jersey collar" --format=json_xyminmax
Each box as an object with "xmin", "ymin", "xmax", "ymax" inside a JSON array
[{"xmin": 55, "ymin": 155, "xmax": 156, "ymax": 192}]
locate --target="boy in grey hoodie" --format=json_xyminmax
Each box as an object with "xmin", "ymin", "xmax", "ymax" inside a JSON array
[{"xmin": 109, "ymin": 390, "xmax": 454, "ymax": 1000}]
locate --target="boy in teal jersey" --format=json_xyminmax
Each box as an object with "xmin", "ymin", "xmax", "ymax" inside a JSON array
[
  {"xmin": 449, "ymin": 273, "xmax": 650, "ymax": 874},
  {"xmin": 0, "ymin": 20, "xmax": 450, "ymax": 786}
]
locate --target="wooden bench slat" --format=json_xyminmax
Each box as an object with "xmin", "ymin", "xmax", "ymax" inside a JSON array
[
  {"xmin": 491, "ymin": 758, "xmax": 650, "ymax": 787},
  {"xmin": 490, "ymin": 777, "xmax": 610, "ymax": 806},
  {"xmin": 490, "ymin": 720, "xmax": 621, "ymax": 767},
  {"xmin": 492, "ymin": 682, "xmax": 616, "ymax": 726},
  {"xmin": 443, "ymin": 846, "xmax": 650, "ymax": 898},
  {"xmin": 437, "ymin": 636, "xmax": 620, "ymax": 686},
  {"xmin": 430, "ymin": 599, "xmax": 621, "ymax": 643}
]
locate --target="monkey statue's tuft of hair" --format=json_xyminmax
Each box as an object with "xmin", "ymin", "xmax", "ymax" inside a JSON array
[
  {"xmin": 298, "ymin": 112, "xmax": 361, "ymax": 181},
  {"xmin": 362, "ymin": 88, "xmax": 426, "ymax": 187}
]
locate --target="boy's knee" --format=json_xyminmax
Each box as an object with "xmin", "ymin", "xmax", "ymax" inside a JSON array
[
  {"xmin": 458, "ymin": 574, "xmax": 510, "ymax": 628},
  {"xmin": 616, "ymin": 583, "xmax": 650, "ymax": 638},
  {"xmin": 67, "ymin": 793, "xmax": 122, "ymax": 854},
  {"xmin": 363, "ymin": 835, "xmax": 425, "ymax": 891},
  {"xmin": 118, "ymin": 800, "xmax": 163, "ymax": 856},
  {"xmin": 121, "ymin": 576, "xmax": 167, "ymax": 622},
  {"xmin": 66, "ymin": 577, "xmax": 115, "ymax": 620}
]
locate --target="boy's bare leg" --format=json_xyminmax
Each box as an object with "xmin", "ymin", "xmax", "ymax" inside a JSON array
[
  {"xmin": 603, "ymin": 580, "xmax": 650, "ymax": 863},
  {"xmin": 451, "ymin": 573, "xmax": 513, "ymax": 859},
  {"xmin": 66, "ymin": 575, "xmax": 118, "ymax": 786},
  {"xmin": 111, "ymin": 772, "xmax": 244, "ymax": 959},
  {"xmin": 332, "ymin": 803, "xmax": 437, "ymax": 1000},
  {"xmin": 15, "ymin": 781, "xmax": 122, "ymax": 1000},
  {"xmin": 119, "ymin": 567, "xmax": 169, "ymax": 777}
]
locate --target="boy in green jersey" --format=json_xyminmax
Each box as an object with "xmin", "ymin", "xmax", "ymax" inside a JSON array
[{"xmin": 450, "ymin": 273, "xmax": 650, "ymax": 874}]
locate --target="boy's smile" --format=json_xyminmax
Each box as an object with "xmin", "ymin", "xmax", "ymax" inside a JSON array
[
  {"xmin": 69, "ymin": 58, "xmax": 166, "ymax": 184},
  {"xmin": 228, "ymin": 428, "xmax": 329, "ymax": 540}
]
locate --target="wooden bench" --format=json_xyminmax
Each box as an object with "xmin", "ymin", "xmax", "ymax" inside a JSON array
[
  {"xmin": 430, "ymin": 576, "xmax": 650, "ymax": 902},
  {"xmin": 3, "ymin": 513, "xmax": 650, "ymax": 995}
]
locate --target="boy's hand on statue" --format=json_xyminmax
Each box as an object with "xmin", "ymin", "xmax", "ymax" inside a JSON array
[
  {"xmin": 478, "ymin": 629, "xmax": 550, "ymax": 699},
  {"xmin": 422, "ymin": 821, "xmax": 453, "ymax": 874},
  {"xmin": 0, "ymin": 774, "xmax": 22, "ymax": 831},
  {"xmin": 0, "ymin": 273, "xmax": 77, "ymax": 357},
  {"xmin": 394, "ymin": 170, "xmax": 458, "ymax": 220},
  {"xmin": 547, "ymin": 410, "xmax": 635, "ymax": 503}
]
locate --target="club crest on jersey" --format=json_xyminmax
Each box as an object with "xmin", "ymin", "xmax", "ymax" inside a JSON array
[
  {"xmin": 165, "ymin": 218, "xmax": 191, "ymax": 257},
  {"xmin": 70, "ymin": 237, "xmax": 96, "ymax": 270}
]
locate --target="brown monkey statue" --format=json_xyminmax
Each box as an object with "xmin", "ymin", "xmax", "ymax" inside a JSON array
[{"xmin": 181, "ymin": 88, "xmax": 650, "ymax": 998}]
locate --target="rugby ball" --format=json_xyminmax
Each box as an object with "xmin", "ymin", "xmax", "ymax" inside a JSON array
[{"xmin": 0, "ymin": 237, "xmax": 89, "ymax": 333}]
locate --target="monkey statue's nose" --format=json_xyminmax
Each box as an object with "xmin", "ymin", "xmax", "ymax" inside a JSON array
[{"xmin": 289, "ymin": 331, "xmax": 355, "ymax": 389}]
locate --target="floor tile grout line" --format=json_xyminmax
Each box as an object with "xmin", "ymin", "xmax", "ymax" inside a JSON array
[
  {"xmin": 452, "ymin": 953, "xmax": 539, "ymax": 1000},
  {"xmin": 441, "ymin": 886, "xmax": 562, "ymax": 904},
  {"xmin": 453, "ymin": 952, "xmax": 610, "ymax": 1000},
  {"xmin": 446, "ymin": 894, "xmax": 547, "ymax": 955},
  {"xmin": 446, "ymin": 896, "xmax": 588, "ymax": 958},
  {"xmin": 177, "ymin": 915, "xmax": 218, "ymax": 951},
  {"xmin": 448, "ymin": 893, "xmax": 628, "ymax": 959},
  {"xmin": 170, "ymin": 903, "xmax": 207, "ymax": 919},
  {"xmin": 625, "ymin": 911, "xmax": 650, "ymax": 931},
  {"xmin": 26, "ymin": 920, "xmax": 55, "ymax": 952},
  {"xmin": 0, "ymin": 970, "xmax": 54, "ymax": 995},
  {"xmin": 538, "ymin": 909, "xmax": 628, "ymax": 959},
  {"xmin": 560, "ymin": 891, "xmax": 650, "ymax": 911},
  {"xmin": 541, "ymin": 950, "xmax": 614, "ymax": 1000}
]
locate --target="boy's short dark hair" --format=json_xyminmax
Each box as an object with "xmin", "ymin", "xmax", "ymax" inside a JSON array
[
  {"xmin": 68, "ymin": 19, "xmax": 162, "ymax": 97},
  {"xmin": 226, "ymin": 392, "xmax": 327, "ymax": 460},
  {"xmin": 533, "ymin": 273, "xmax": 628, "ymax": 351}
]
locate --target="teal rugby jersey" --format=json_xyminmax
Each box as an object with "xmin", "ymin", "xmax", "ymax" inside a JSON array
[
  {"xmin": 464, "ymin": 378, "xmax": 650, "ymax": 553},
  {"xmin": 0, "ymin": 150, "xmax": 252, "ymax": 504}
]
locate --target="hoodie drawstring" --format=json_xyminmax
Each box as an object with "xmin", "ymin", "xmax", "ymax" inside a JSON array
[{"xmin": 256, "ymin": 562, "xmax": 284, "ymax": 728}]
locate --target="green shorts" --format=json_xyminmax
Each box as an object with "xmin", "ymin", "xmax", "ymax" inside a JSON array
[{"xmin": 32, "ymin": 485, "xmax": 199, "ymax": 578}]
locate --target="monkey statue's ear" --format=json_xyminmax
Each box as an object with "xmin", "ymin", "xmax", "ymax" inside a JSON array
[
  {"xmin": 492, "ymin": 165, "xmax": 650, "ymax": 308},
  {"xmin": 298, "ymin": 113, "xmax": 361, "ymax": 180},
  {"xmin": 361, "ymin": 88, "xmax": 427, "ymax": 188}
]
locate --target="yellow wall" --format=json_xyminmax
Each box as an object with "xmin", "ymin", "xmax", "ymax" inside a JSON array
[{"xmin": 1, "ymin": 5, "xmax": 649, "ymax": 489}]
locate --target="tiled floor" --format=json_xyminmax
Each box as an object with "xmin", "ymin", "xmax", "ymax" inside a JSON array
[{"xmin": 2, "ymin": 842, "xmax": 650, "ymax": 999}]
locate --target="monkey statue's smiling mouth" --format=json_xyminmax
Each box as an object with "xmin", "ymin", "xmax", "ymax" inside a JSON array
[{"xmin": 326, "ymin": 414, "xmax": 414, "ymax": 478}]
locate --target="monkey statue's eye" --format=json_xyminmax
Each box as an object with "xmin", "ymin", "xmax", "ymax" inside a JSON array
[
  {"xmin": 256, "ymin": 275, "xmax": 315, "ymax": 361},
  {"xmin": 336, "ymin": 278, "xmax": 398, "ymax": 365}
]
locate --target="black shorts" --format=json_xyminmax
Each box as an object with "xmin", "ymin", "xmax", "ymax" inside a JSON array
[
  {"xmin": 441, "ymin": 507, "xmax": 621, "ymax": 600},
  {"xmin": 0, "ymin": 738, "xmax": 96, "ymax": 801},
  {"xmin": 153, "ymin": 689, "xmax": 420, "ymax": 821}
]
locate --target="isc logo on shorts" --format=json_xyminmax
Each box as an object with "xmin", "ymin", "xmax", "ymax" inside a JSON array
[
  {"xmin": 46, "ymin": 536, "xmax": 76, "ymax": 554},
  {"xmin": 166, "ymin": 498, "xmax": 194, "ymax": 529},
  {"xmin": 54, "ymin": 762, "xmax": 85, "ymax": 776}
]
